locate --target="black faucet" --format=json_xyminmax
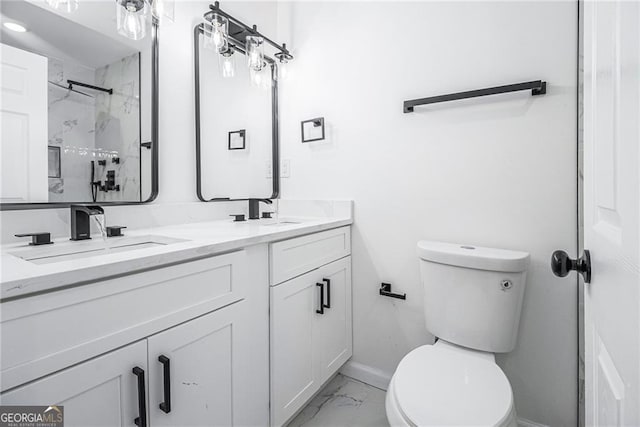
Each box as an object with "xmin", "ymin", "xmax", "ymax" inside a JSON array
[
  {"xmin": 70, "ymin": 204, "xmax": 104, "ymax": 241},
  {"xmin": 248, "ymin": 199, "xmax": 272, "ymax": 220}
]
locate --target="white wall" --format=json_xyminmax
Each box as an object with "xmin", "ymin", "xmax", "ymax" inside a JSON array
[{"xmin": 277, "ymin": 2, "xmax": 578, "ymax": 426}]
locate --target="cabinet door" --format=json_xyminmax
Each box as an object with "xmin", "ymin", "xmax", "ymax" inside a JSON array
[
  {"xmin": 1, "ymin": 340, "xmax": 148, "ymax": 427},
  {"xmin": 147, "ymin": 302, "xmax": 246, "ymax": 427},
  {"xmin": 317, "ymin": 256, "xmax": 353, "ymax": 383},
  {"xmin": 270, "ymin": 269, "xmax": 322, "ymax": 426}
]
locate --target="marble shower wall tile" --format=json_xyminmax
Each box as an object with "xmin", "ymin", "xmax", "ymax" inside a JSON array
[
  {"xmin": 47, "ymin": 57, "xmax": 96, "ymax": 202},
  {"xmin": 94, "ymin": 52, "xmax": 141, "ymax": 202}
]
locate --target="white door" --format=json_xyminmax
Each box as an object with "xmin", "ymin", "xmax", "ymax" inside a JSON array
[
  {"xmin": 0, "ymin": 43, "xmax": 48, "ymax": 202},
  {"xmin": 317, "ymin": 256, "xmax": 353, "ymax": 383},
  {"xmin": 0, "ymin": 340, "xmax": 148, "ymax": 427},
  {"xmin": 147, "ymin": 302, "xmax": 245, "ymax": 427},
  {"xmin": 270, "ymin": 269, "xmax": 321, "ymax": 427},
  {"xmin": 583, "ymin": 0, "xmax": 640, "ymax": 425}
]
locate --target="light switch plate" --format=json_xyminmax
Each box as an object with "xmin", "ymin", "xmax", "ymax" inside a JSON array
[
  {"xmin": 265, "ymin": 160, "xmax": 272, "ymax": 178},
  {"xmin": 280, "ymin": 159, "xmax": 291, "ymax": 178}
]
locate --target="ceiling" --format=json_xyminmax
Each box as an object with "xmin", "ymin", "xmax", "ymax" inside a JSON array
[{"xmin": 0, "ymin": 0, "xmax": 149, "ymax": 69}]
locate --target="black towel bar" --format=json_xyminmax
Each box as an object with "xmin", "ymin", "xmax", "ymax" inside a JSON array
[{"xmin": 403, "ymin": 80, "xmax": 546, "ymax": 113}]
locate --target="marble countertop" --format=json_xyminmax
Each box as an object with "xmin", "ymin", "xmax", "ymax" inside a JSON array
[{"xmin": 0, "ymin": 215, "xmax": 352, "ymax": 301}]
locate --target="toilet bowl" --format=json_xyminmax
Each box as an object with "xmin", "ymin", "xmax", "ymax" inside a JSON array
[
  {"xmin": 386, "ymin": 241, "xmax": 529, "ymax": 427},
  {"xmin": 385, "ymin": 340, "xmax": 517, "ymax": 427}
]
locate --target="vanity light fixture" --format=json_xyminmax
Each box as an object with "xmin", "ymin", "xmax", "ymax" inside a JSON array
[
  {"xmin": 200, "ymin": 1, "xmax": 293, "ymax": 81},
  {"xmin": 3, "ymin": 22, "xmax": 27, "ymax": 32}
]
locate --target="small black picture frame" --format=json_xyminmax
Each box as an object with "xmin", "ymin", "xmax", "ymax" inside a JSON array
[
  {"xmin": 48, "ymin": 146, "xmax": 61, "ymax": 178},
  {"xmin": 301, "ymin": 117, "xmax": 325, "ymax": 143},
  {"xmin": 228, "ymin": 129, "xmax": 246, "ymax": 150}
]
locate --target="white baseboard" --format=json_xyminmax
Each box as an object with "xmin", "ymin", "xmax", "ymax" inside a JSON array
[
  {"xmin": 339, "ymin": 360, "xmax": 392, "ymax": 391},
  {"xmin": 518, "ymin": 418, "xmax": 549, "ymax": 427}
]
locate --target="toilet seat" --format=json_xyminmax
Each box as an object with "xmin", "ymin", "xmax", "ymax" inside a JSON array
[{"xmin": 387, "ymin": 341, "xmax": 516, "ymax": 427}]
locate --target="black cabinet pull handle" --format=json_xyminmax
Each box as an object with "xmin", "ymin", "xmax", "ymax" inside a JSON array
[
  {"xmin": 316, "ymin": 282, "xmax": 324, "ymax": 314},
  {"xmin": 322, "ymin": 278, "xmax": 331, "ymax": 309},
  {"xmin": 132, "ymin": 367, "xmax": 147, "ymax": 427},
  {"xmin": 158, "ymin": 355, "xmax": 171, "ymax": 413}
]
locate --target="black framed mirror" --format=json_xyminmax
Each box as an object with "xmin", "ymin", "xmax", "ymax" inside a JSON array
[
  {"xmin": 194, "ymin": 22, "xmax": 279, "ymax": 202},
  {"xmin": 0, "ymin": 0, "xmax": 159, "ymax": 210}
]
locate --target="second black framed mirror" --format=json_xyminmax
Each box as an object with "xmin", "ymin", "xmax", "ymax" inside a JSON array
[{"xmin": 194, "ymin": 4, "xmax": 284, "ymax": 202}]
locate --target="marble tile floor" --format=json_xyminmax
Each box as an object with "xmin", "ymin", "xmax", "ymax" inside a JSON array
[{"xmin": 287, "ymin": 374, "xmax": 389, "ymax": 427}]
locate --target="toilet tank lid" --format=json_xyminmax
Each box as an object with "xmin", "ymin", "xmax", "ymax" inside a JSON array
[{"xmin": 417, "ymin": 241, "xmax": 530, "ymax": 272}]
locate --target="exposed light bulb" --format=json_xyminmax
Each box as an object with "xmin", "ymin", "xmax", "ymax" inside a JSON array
[{"xmin": 212, "ymin": 27, "xmax": 224, "ymax": 49}]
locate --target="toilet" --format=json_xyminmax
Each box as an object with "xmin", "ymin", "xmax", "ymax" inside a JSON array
[{"xmin": 386, "ymin": 241, "xmax": 530, "ymax": 427}]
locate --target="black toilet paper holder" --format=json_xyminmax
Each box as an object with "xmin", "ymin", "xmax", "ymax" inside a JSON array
[{"xmin": 379, "ymin": 283, "xmax": 406, "ymax": 300}]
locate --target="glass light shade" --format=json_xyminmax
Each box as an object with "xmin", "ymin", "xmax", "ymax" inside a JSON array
[
  {"xmin": 219, "ymin": 50, "xmax": 235, "ymax": 78},
  {"xmin": 246, "ymin": 36, "xmax": 265, "ymax": 71},
  {"xmin": 278, "ymin": 60, "xmax": 289, "ymax": 81},
  {"xmin": 116, "ymin": 0, "xmax": 148, "ymax": 41},
  {"xmin": 150, "ymin": 0, "xmax": 174, "ymax": 23},
  {"xmin": 203, "ymin": 13, "xmax": 228, "ymax": 53},
  {"xmin": 250, "ymin": 66, "xmax": 271, "ymax": 90}
]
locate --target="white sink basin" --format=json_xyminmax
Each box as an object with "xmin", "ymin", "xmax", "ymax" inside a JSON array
[{"xmin": 9, "ymin": 235, "xmax": 187, "ymax": 265}]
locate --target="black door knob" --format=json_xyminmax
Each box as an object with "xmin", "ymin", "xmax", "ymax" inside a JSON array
[{"xmin": 551, "ymin": 249, "xmax": 592, "ymax": 283}]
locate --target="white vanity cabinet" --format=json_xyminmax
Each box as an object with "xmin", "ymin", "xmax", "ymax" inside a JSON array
[
  {"xmin": 270, "ymin": 227, "xmax": 352, "ymax": 426},
  {"xmin": 3, "ymin": 302, "xmax": 249, "ymax": 427},
  {"xmin": 1, "ymin": 340, "xmax": 148, "ymax": 427},
  {"xmin": 1, "ymin": 246, "xmax": 270, "ymax": 427}
]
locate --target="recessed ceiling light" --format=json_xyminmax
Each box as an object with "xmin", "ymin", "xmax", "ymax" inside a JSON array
[{"xmin": 3, "ymin": 22, "xmax": 27, "ymax": 33}]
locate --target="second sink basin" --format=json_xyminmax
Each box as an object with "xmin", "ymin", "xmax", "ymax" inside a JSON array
[{"xmin": 9, "ymin": 235, "xmax": 187, "ymax": 265}]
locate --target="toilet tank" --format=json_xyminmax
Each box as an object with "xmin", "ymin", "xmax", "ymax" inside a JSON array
[{"xmin": 417, "ymin": 241, "xmax": 530, "ymax": 353}]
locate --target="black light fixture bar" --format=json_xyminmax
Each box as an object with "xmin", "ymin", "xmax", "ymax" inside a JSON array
[
  {"xmin": 403, "ymin": 80, "xmax": 546, "ymax": 113},
  {"xmin": 204, "ymin": 1, "xmax": 292, "ymax": 60},
  {"xmin": 67, "ymin": 80, "xmax": 113, "ymax": 95}
]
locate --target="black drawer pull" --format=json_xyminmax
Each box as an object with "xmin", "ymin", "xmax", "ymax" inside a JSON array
[
  {"xmin": 132, "ymin": 366, "xmax": 147, "ymax": 427},
  {"xmin": 158, "ymin": 355, "xmax": 171, "ymax": 413},
  {"xmin": 323, "ymin": 278, "xmax": 331, "ymax": 309},
  {"xmin": 316, "ymin": 282, "xmax": 325, "ymax": 314}
]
